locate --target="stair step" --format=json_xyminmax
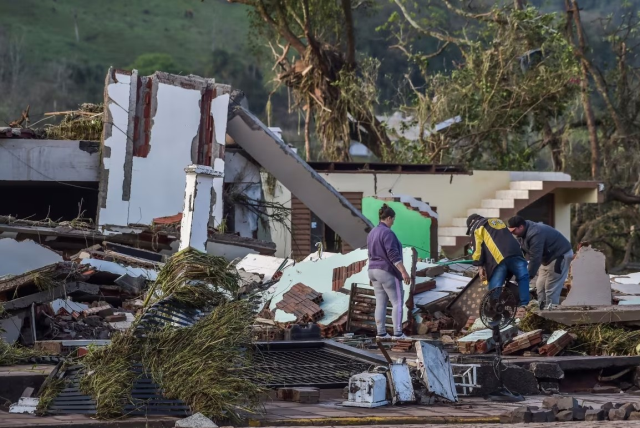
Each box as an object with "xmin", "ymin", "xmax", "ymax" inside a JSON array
[
  {"xmin": 439, "ymin": 226, "xmax": 468, "ymax": 236},
  {"xmin": 510, "ymin": 181, "xmax": 544, "ymax": 190},
  {"xmin": 467, "ymin": 208, "xmax": 501, "ymax": 217},
  {"xmin": 438, "ymin": 236, "xmax": 458, "ymax": 247},
  {"xmin": 510, "ymin": 171, "xmax": 571, "ymax": 181},
  {"xmin": 452, "ymin": 218, "xmax": 468, "ymax": 227},
  {"xmin": 496, "ymin": 189, "xmax": 529, "ymax": 199},
  {"xmin": 481, "ymin": 199, "xmax": 515, "ymax": 209}
]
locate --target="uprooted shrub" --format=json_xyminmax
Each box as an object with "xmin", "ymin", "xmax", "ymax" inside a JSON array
[{"xmin": 42, "ymin": 248, "xmax": 263, "ymax": 422}]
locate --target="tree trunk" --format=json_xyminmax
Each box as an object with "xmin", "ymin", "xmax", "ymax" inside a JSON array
[
  {"xmin": 304, "ymin": 103, "xmax": 312, "ymax": 161},
  {"xmin": 568, "ymin": 0, "xmax": 599, "ymax": 179}
]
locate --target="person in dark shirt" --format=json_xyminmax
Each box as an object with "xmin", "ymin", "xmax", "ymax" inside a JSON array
[
  {"xmin": 507, "ymin": 216, "xmax": 573, "ymax": 308},
  {"xmin": 367, "ymin": 204, "xmax": 411, "ymax": 340},
  {"xmin": 467, "ymin": 214, "xmax": 530, "ymax": 307}
]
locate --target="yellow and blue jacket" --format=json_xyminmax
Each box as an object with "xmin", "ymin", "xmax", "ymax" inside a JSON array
[{"xmin": 469, "ymin": 217, "xmax": 523, "ymax": 280}]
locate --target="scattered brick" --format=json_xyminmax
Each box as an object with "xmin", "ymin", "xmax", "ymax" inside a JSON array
[
  {"xmin": 502, "ymin": 329, "xmax": 543, "ymax": 355},
  {"xmin": 539, "ymin": 330, "xmax": 574, "ymax": 356},
  {"xmin": 332, "ymin": 260, "xmax": 367, "ymax": 291}
]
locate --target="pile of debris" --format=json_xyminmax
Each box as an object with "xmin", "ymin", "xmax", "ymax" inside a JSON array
[{"xmin": 0, "ymin": 238, "xmax": 156, "ymax": 355}]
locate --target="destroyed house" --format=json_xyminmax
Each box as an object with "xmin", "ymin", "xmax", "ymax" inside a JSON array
[
  {"xmin": 267, "ymin": 165, "xmax": 602, "ymax": 259},
  {"xmin": 0, "ymin": 69, "xmax": 372, "ymax": 260}
]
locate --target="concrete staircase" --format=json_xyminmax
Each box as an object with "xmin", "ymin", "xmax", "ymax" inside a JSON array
[{"xmin": 438, "ymin": 172, "xmax": 571, "ymax": 256}]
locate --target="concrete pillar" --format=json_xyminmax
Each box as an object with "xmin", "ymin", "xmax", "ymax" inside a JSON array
[{"xmin": 179, "ymin": 165, "xmax": 223, "ymax": 252}]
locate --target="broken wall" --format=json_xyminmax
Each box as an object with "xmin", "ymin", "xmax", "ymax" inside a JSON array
[{"xmin": 97, "ymin": 69, "xmax": 230, "ymax": 230}]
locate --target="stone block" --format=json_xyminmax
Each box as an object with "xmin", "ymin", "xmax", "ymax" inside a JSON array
[
  {"xmin": 619, "ymin": 402, "xmax": 638, "ymax": 418},
  {"xmin": 175, "ymin": 412, "xmax": 218, "ymax": 427},
  {"xmin": 609, "ymin": 408, "xmax": 629, "ymax": 421},
  {"xmin": 555, "ymin": 410, "xmax": 573, "ymax": 422},
  {"xmin": 573, "ymin": 405, "xmax": 586, "ymax": 421},
  {"xmin": 544, "ymin": 396, "xmax": 577, "ymax": 411},
  {"xmin": 602, "ymin": 402, "xmax": 615, "ymax": 411},
  {"xmin": 585, "ymin": 409, "xmax": 604, "ymax": 421},
  {"xmin": 500, "ymin": 407, "xmax": 532, "ymax": 424},
  {"xmin": 630, "ymin": 412, "xmax": 640, "ymax": 420},
  {"xmin": 539, "ymin": 381, "xmax": 559, "ymax": 395},
  {"xmin": 530, "ymin": 362, "xmax": 564, "ymax": 380},
  {"xmin": 292, "ymin": 387, "xmax": 320, "ymax": 404},
  {"xmin": 530, "ymin": 409, "xmax": 554, "ymax": 422}
]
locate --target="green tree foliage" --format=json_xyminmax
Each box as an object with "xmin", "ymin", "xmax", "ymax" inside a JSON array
[
  {"xmin": 128, "ymin": 53, "xmax": 182, "ymax": 76},
  {"xmin": 388, "ymin": 2, "xmax": 580, "ymax": 169}
]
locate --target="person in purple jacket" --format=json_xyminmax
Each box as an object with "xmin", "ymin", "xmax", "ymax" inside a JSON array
[{"xmin": 367, "ymin": 204, "xmax": 411, "ymax": 340}]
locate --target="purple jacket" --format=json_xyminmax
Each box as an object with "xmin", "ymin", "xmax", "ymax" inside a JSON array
[{"xmin": 367, "ymin": 222, "xmax": 403, "ymax": 279}]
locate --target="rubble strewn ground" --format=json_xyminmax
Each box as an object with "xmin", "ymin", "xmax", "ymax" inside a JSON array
[{"xmin": 4, "ymin": 236, "xmax": 640, "ymax": 426}]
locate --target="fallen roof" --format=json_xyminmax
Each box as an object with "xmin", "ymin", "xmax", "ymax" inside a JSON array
[
  {"xmin": 307, "ymin": 161, "xmax": 470, "ymax": 174},
  {"xmin": 227, "ymin": 106, "xmax": 373, "ymax": 249}
]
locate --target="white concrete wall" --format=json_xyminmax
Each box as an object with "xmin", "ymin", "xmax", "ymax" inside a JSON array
[
  {"xmin": 128, "ymin": 81, "xmax": 202, "ymax": 225},
  {"xmin": 0, "ymin": 140, "xmax": 100, "ymax": 182},
  {"xmin": 315, "ymin": 170, "xmax": 512, "ymax": 225},
  {"xmin": 98, "ymin": 71, "xmax": 230, "ymax": 230}
]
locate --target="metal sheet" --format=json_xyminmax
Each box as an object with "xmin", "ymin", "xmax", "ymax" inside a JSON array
[
  {"xmin": 388, "ymin": 363, "xmax": 415, "ymax": 404},
  {"xmin": 416, "ymin": 341, "xmax": 458, "ymax": 402}
]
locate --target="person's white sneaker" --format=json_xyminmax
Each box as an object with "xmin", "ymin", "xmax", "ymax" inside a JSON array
[
  {"xmin": 376, "ymin": 333, "xmax": 392, "ymax": 340},
  {"xmin": 392, "ymin": 333, "xmax": 411, "ymax": 340}
]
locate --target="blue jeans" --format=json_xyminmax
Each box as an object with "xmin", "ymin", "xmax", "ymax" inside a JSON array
[{"xmin": 487, "ymin": 256, "xmax": 530, "ymax": 306}]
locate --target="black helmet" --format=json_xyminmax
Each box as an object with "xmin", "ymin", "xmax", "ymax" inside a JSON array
[{"xmin": 466, "ymin": 214, "xmax": 484, "ymax": 235}]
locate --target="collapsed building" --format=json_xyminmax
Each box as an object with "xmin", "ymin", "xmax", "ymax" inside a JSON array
[
  {"xmin": 4, "ymin": 68, "xmax": 640, "ymax": 425},
  {"xmin": 0, "ymin": 68, "xmax": 372, "ymax": 261}
]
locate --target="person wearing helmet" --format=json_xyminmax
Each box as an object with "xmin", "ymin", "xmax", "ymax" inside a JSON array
[{"xmin": 466, "ymin": 214, "xmax": 530, "ymax": 306}]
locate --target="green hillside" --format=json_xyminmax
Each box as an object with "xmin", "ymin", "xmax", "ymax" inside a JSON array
[{"xmin": 2, "ymin": 0, "xmax": 250, "ymax": 74}]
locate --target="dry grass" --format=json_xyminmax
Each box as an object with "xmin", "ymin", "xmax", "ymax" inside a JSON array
[
  {"xmin": 0, "ymin": 339, "xmax": 43, "ymax": 366},
  {"xmin": 519, "ymin": 311, "xmax": 640, "ymax": 356},
  {"xmin": 148, "ymin": 248, "xmax": 240, "ymax": 308},
  {"xmin": 36, "ymin": 377, "xmax": 66, "ymax": 416},
  {"xmin": 141, "ymin": 301, "xmax": 263, "ymax": 422},
  {"xmin": 44, "ymin": 104, "xmax": 104, "ymax": 141},
  {"xmin": 66, "ymin": 248, "xmax": 263, "ymax": 422},
  {"xmin": 79, "ymin": 334, "xmax": 138, "ymax": 418}
]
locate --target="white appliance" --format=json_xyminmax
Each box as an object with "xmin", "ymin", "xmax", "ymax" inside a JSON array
[{"xmin": 341, "ymin": 372, "xmax": 389, "ymax": 408}]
